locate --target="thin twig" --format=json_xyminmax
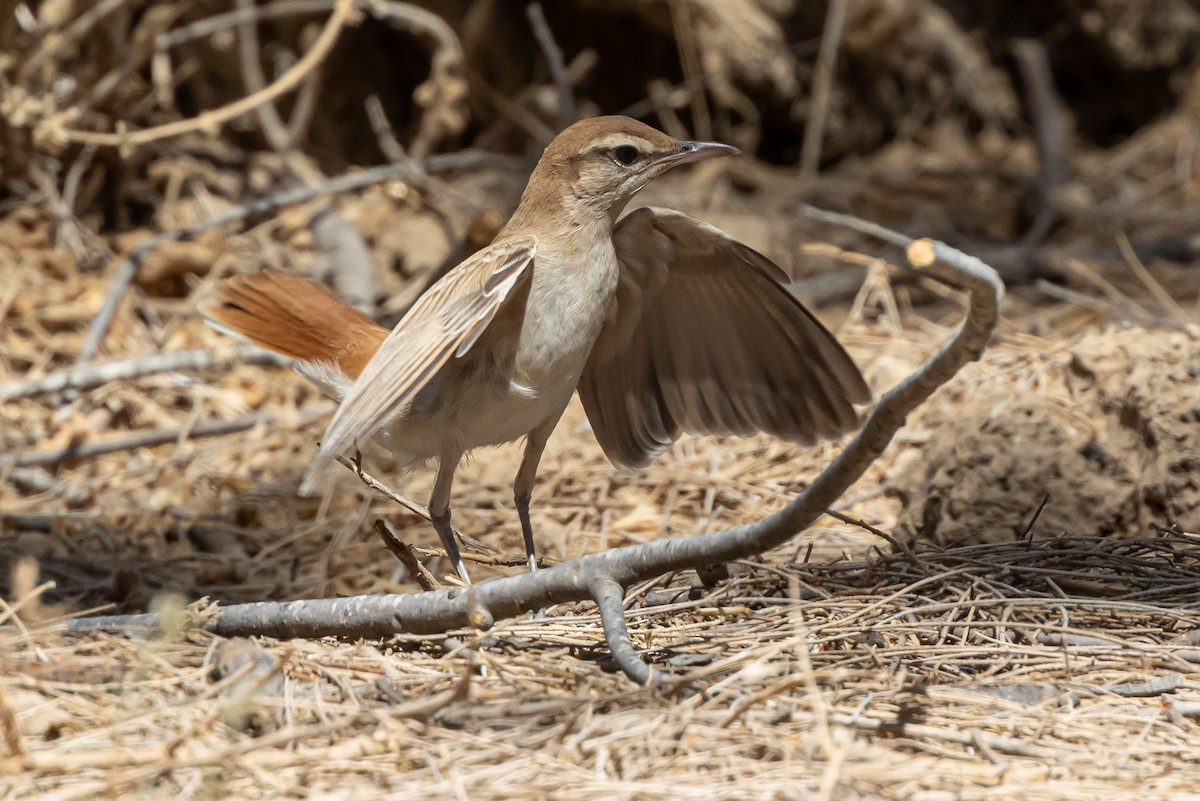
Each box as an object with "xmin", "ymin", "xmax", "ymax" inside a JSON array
[
  {"xmin": 800, "ymin": 0, "xmax": 849, "ymax": 177},
  {"xmin": 831, "ymin": 713, "xmax": 1063, "ymax": 760},
  {"xmin": 801, "ymin": 205, "xmax": 913, "ymax": 249},
  {"xmin": 825, "ymin": 510, "xmax": 930, "ymax": 577},
  {"xmin": 2, "ymin": 346, "xmax": 288, "ymax": 402},
  {"xmin": 157, "ymin": 0, "xmax": 334, "ymax": 51},
  {"xmin": 1115, "ymin": 231, "xmax": 1193, "ymax": 325},
  {"xmin": 410, "ymin": 546, "xmax": 546, "ymax": 570},
  {"xmin": 287, "ymin": 50, "xmax": 325, "ymax": 145},
  {"xmin": 335, "ymin": 454, "xmax": 498, "ymax": 556},
  {"xmin": 1018, "ymin": 494, "xmax": 1051, "ymax": 541},
  {"xmin": 526, "ymin": 2, "xmax": 576, "ymax": 129},
  {"xmin": 365, "ymin": 95, "xmax": 407, "ymax": 162},
  {"xmin": 364, "ymin": 95, "xmax": 488, "ymax": 212},
  {"xmin": 56, "ymin": 0, "xmax": 356, "ymax": 148},
  {"xmin": 8, "ymin": 408, "xmax": 329, "ymax": 469},
  {"xmin": 375, "ymin": 520, "xmax": 442, "ymax": 591},
  {"xmin": 1013, "ymin": 39, "xmax": 1068, "ymax": 248},
  {"xmin": 235, "ymin": 0, "xmax": 320, "ymax": 182}
]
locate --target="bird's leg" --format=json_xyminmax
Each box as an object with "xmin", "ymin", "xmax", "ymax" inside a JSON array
[
  {"xmin": 514, "ymin": 420, "xmax": 555, "ymax": 572},
  {"xmin": 429, "ymin": 455, "xmax": 469, "ymax": 583}
]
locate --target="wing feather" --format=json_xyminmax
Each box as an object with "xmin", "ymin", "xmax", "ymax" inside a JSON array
[
  {"xmin": 579, "ymin": 207, "xmax": 869, "ymax": 470},
  {"xmin": 301, "ymin": 238, "xmax": 535, "ymax": 492}
]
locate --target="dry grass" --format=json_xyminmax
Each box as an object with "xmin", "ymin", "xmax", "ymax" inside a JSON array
[{"xmin": 4, "ymin": 532, "xmax": 1200, "ymax": 799}]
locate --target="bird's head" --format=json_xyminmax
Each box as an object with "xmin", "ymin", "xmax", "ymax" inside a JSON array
[{"xmin": 517, "ymin": 116, "xmax": 739, "ymax": 224}]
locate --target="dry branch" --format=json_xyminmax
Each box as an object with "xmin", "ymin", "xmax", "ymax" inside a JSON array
[
  {"xmin": 364, "ymin": 0, "xmax": 469, "ymax": 159},
  {"xmin": 1013, "ymin": 39, "xmax": 1069, "ymax": 251},
  {"xmin": 0, "ymin": 345, "xmax": 288, "ymax": 402},
  {"xmin": 51, "ymin": 0, "xmax": 356, "ymax": 149},
  {"xmin": 526, "ymin": 2, "xmax": 576, "ymax": 129},
  {"xmin": 799, "ymin": 0, "xmax": 849, "ymax": 177},
  {"xmin": 9, "ymin": 407, "xmax": 329, "ymax": 469},
  {"xmin": 156, "ymin": 0, "xmax": 333, "ymax": 50},
  {"xmin": 375, "ymin": 520, "xmax": 443, "ymax": 591},
  {"xmin": 65, "ymin": 208, "xmax": 1003, "ymax": 685},
  {"xmin": 311, "ymin": 206, "xmax": 377, "ymax": 313},
  {"xmin": 335, "ymin": 453, "xmax": 497, "ymax": 557}
]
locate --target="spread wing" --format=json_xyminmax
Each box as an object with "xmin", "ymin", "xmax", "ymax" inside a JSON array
[
  {"xmin": 301, "ymin": 237, "xmax": 536, "ymax": 492},
  {"xmin": 579, "ymin": 207, "xmax": 870, "ymax": 470}
]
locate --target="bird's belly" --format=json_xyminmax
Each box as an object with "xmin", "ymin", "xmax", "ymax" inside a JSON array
[
  {"xmin": 380, "ymin": 373, "xmax": 576, "ymax": 462},
  {"xmin": 378, "ymin": 244, "xmax": 619, "ymax": 463},
  {"xmin": 459, "ymin": 382, "xmax": 576, "ymax": 445}
]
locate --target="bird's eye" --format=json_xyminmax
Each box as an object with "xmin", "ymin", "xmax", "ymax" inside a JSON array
[{"xmin": 612, "ymin": 145, "xmax": 639, "ymax": 165}]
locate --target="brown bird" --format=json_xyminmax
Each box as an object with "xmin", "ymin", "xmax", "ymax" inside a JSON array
[{"xmin": 201, "ymin": 116, "xmax": 870, "ymax": 582}]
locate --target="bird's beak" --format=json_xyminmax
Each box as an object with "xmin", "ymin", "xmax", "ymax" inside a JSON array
[
  {"xmin": 665, "ymin": 140, "xmax": 740, "ymax": 166},
  {"xmin": 622, "ymin": 139, "xmax": 739, "ymax": 200}
]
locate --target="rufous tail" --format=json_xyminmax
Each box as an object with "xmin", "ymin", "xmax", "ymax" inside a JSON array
[{"xmin": 200, "ymin": 271, "xmax": 387, "ymax": 380}]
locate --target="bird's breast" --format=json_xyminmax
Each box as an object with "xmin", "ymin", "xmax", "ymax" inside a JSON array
[{"xmin": 513, "ymin": 239, "xmax": 621, "ymax": 385}]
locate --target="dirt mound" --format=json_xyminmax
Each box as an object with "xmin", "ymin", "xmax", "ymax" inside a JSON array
[{"xmin": 894, "ymin": 326, "xmax": 1200, "ymax": 545}]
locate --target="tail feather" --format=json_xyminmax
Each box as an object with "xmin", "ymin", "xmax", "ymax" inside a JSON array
[{"xmin": 200, "ymin": 271, "xmax": 387, "ymax": 380}]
